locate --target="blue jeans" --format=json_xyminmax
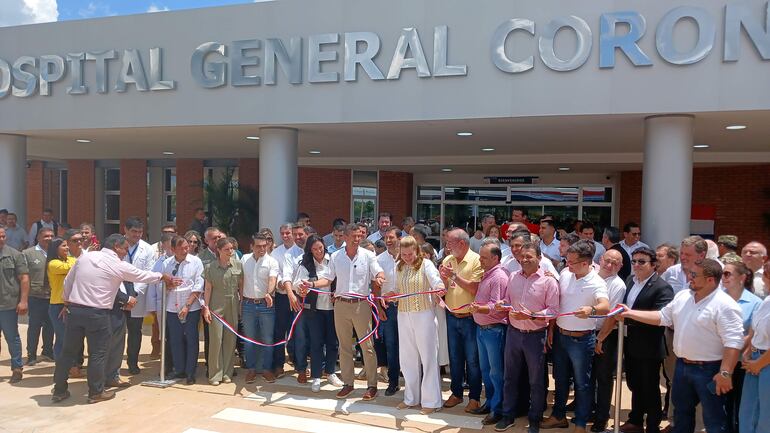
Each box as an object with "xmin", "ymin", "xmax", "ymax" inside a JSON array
[
  {"xmin": 477, "ymin": 324, "xmax": 506, "ymax": 415},
  {"xmin": 272, "ymin": 293, "xmax": 294, "ymax": 370},
  {"xmin": 27, "ymin": 296, "xmax": 53, "ymax": 359},
  {"xmin": 446, "ymin": 313, "xmax": 482, "ymax": 400},
  {"xmin": 672, "ymin": 359, "xmax": 728, "ymax": 433},
  {"xmin": 553, "ymin": 330, "xmax": 596, "ymax": 427},
  {"xmin": 241, "ymin": 300, "xmax": 275, "ymax": 372},
  {"xmin": 0, "ymin": 309, "xmax": 22, "ymax": 369},
  {"xmin": 294, "ymin": 310, "xmax": 311, "ymax": 372},
  {"xmin": 380, "ymin": 303, "xmax": 400, "ymax": 386},
  {"xmin": 305, "ymin": 309, "xmax": 338, "ymax": 378},
  {"xmin": 48, "ymin": 304, "xmax": 67, "ymax": 360},
  {"xmin": 503, "ymin": 327, "xmax": 548, "ymax": 421},
  {"xmin": 167, "ymin": 310, "xmax": 201, "ymax": 377},
  {"xmin": 739, "ymin": 351, "xmax": 770, "ymax": 433}
]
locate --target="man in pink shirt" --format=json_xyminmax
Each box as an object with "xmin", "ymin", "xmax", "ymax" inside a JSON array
[
  {"xmin": 469, "ymin": 240, "xmax": 510, "ymax": 425},
  {"xmin": 51, "ymin": 234, "xmax": 175, "ymax": 404},
  {"xmin": 494, "ymin": 242, "xmax": 560, "ymax": 433}
]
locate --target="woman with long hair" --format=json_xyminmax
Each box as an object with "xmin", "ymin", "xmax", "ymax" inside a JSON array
[
  {"xmin": 202, "ymin": 237, "xmax": 243, "ymax": 385},
  {"xmin": 184, "ymin": 230, "xmax": 202, "ymax": 256},
  {"xmin": 295, "ymin": 234, "xmax": 345, "ymax": 392},
  {"xmin": 391, "ymin": 235, "xmax": 445, "ymax": 414},
  {"xmin": 46, "ymin": 238, "xmax": 80, "ymax": 377}
]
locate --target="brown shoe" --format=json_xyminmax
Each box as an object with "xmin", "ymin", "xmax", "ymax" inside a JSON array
[
  {"xmin": 274, "ymin": 368, "xmax": 286, "ymax": 379},
  {"xmin": 465, "ymin": 399, "xmax": 481, "ymax": 413},
  {"xmin": 620, "ymin": 423, "xmax": 645, "ymax": 433},
  {"xmin": 68, "ymin": 366, "xmax": 84, "ymax": 379},
  {"xmin": 106, "ymin": 379, "xmax": 131, "ymax": 388},
  {"xmin": 87, "ymin": 390, "xmax": 116, "ymax": 404},
  {"xmin": 541, "ymin": 416, "xmax": 569, "ymax": 429},
  {"xmin": 245, "ymin": 370, "xmax": 258, "ymax": 384},
  {"xmin": 362, "ymin": 386, "xmax": 378, "ymax": 401},
  {"xmin": 443, "ymin": 394, "xmax": 463, "ymax": 408},
  {"xmin": 262, "ymin": 370, "xmax": 276, "ymax": 383},
  {"xmin": 336, "ymin": 385, "xmax": 355, "ymax": 399},
  {"xmin": 297, "ymin": 371, "xmax": 308, "ymax": 384},
  {"xmin": 10, "ymin": 369, "xmax": 22, "ymax": 384}
]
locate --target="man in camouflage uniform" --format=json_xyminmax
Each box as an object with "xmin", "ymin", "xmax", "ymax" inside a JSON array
[
  {"xmin": 717, "ymin": 235, "xmax": 739, "ymax": 263},
  {"xmin": 0, "ymin": 227, "xmax": 30, "ymax": 383}
]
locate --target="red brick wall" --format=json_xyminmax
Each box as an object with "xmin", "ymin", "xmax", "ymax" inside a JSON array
[
  {"xmin": 298, "ymin": 167, "xmax": 351, "ymax": 235},
  {"xmin": 67, "ymin": 160, "xmax": 96, "ymax": 227},
  {"xmin": 619, "ymin": 164, "xmax": 770, "ymax": 247},
  {"xmin": 26, "ymin": 161, "xmax": 44, "ymax": 226},
  {"xmin": 119, "ymin": 160, "xmax": 148, "ymax": 226},
  {"xmin": 378, "ymin": 171, "xmax": 414, "ymax": 230},
  {"xmin": 176, "ymin": 159, "xmax": 204, "ymax": 232}
]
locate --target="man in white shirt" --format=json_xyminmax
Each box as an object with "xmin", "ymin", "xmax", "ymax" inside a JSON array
[
  {"xmin": 4, "ymin": 213, "xmax": 28, "ymax": 251},
  {"xmin": 662, "ymin": 236, "xmax": 708, "ymax": 294},
  {"xmin": 620, "ymin": 259, "xmax": 744, "ymax": 433},
  {"xmin": 314, "ymin": 223, "xmax": 385, "ymax": 401},
  {"xmin": 502, "ymin": 231, "xmax": 558, "ymax": 276},
  {"xmin": 241, "ymin": 233, "xmax": 279, "ymax": 384},
  {"xmin": 619, "ymin": 222, "xmax": 649, "ymax": 259},
  {"xmin": 543, "ymin": 240, "xmax": 609, "ymax": 433},
  {"xmin": 741, "ymin": 241, "xmax": 767, "ymax": 299},
  {"xmin": 323, "ymin": 218, "xmax": 347, "ymax": 247},
  {"xmin": 326, "ymin": 222, "xmax": 346, "ymax": 254},
  {"xmin": 375, "ymin": 226, "xmax": 401, "ymax": 396},
  {"xmin": 591, "ymin": 249, "xmax": 627, "ymax": 432},
  {"xmin": 367, "ymin": 212, "xmax": 392, "ymax": 243},
  {"xmin": 538, "ymin": 218, "xmax": 560, "ymax": 267},
  {"xmin": 269, "ymin": 223, "xmax": 302, "ymax": 377}
]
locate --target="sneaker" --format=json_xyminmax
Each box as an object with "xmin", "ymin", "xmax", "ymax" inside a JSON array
[
  {"xmin": 495, "ymin": 417, "xmax": 516, "ymax": 432},
  {"xmin": 483, "ymin": 414, "xmax": 503, "ymax": 425},
  {"xmin": 222, "ymin": 376, "xmax": 232, "ymax": 384},
  {"xmin": 336, "ymin": 385, "xmax": 355, "ymax": 399},
  {"xmin": 25, "ymin": 358, "xmax": 38, "ymax": 366},
  {"xmin": 51, "ymin": 390, "xmax": 71, "ymax": 403},
  {"xmin": 40, "ymin": 354, "xmax": 55, "ymax": 363},
  {"xmin": 209, "ymin": 380, "xmax": 220, "ymax": 386},
  {"xmin": 327, "ymin": 373, "xmax": 344, "ymax": 387},
  {"xmin": 528, "ymin": 421, "xmax": 541, "ymax": 433},
  {"xmin": 87, "ymin": 390, "xmax": 116, "ymax": 404},
  {"xmin": 311, "ymin": 378, "xmax": 322, "ymax": 393},
  {"xmin": 10, "ymin": 369, "xmax": 23, "ymax": 384}
]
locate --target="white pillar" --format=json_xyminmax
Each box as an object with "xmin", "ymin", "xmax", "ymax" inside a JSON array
[
  {"xmin": 148, "ymin": 166, "xmax": 164, "ymax": 242},
  {"xmin": 259, "ymin": 127, "xmax": 298, "ymax": 234},
  {"xmin": 641, "ymin": 115, "xmax": 694, "ymax": 249},
  {"xmin": 0, "ymin": 134, "xmax": 27, "ymax": 227}
]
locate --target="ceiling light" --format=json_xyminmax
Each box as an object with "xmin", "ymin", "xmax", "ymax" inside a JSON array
[
  {"xmin": 481, "ymin": 148, "xmax": 495, "ymax": 152},
  {"xmin": 441, "ymin": 168, "xmax": 453, "ymax": 172},
  {"xmin": 725, "ymin": 125, "xmax": 746, "ymax": 130},
  {"xmin": 558, "ymin": 167, "xmax": 571, "ymax": 171},
  {"xmin": 693, "ymin": 144, "xmax": 710, "ymax": 149},
  {"xmin": 246, "ymin": 136, "xmax": 260, "ymax": 140},
  {"xmin": 162, "ymin": 151, "xmax": 175, "ymax": 155},
  {"xmin": 456, "ymin": 132, "xmax": 473, "ymax": 137},
  {"xmin": 75, "ymin": 139, "xmax": 91, "ymax": 143},
  {"xmin": 308, "ymin": 150, "xmax": 321, "ymax": 154}
]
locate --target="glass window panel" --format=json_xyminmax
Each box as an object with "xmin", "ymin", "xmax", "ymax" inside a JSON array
[
  {"xmin": 477, "ymin": 205, "xmax": 512, "ymax": 228},
  {"xmin": 509, "ymin": 187, "xmax": 578, "ymax": 202},
  {"xmin": 444, "ymin": 204, "xmax": 476, "ymax": 234},
  {"xmin": 166, "ymin": 195, "xmax": 176, "ymax": 223},
  {"xmin": 416, "ymin": 203, "xmax": 441, "ymax": 236},
  {"xmin": 105, "ymin": 194, "xmax": 120, "ymax": 221},
  {"xmin": 418, "ymin": 186, "xmax": 442, "ymax": 201},
  {"xmin": 443, "ymin": 186, "xmax": 507, "ymax": 202},
  {"xmin": 164, "ymin": 168, "xmax": 176, "ymax": 193},
  {"xmin": 582, "ymin": 207, "xmax": 613, "ymax": 240},
  {"xmin": 103, "ymin": 224, "xmax": 120, "ymax": 237},
  {"xmin": 105, "ymin": 169, "xmax": 120, "ymax": 192},
  {"xmin": 353, "ymin": 198, "xmax": 376, "ymax": 225},
  {"xmin": 542, "ymin": 206, "xmax": 579, "ymax": 230},
  {"xmin": 582, "ymin": 187, "xmax": 613, "ymax": 203}
]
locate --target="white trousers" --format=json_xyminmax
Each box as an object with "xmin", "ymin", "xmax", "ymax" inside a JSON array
[
  {"xmin": 398, "ymin": 309, "xmax": 442, "ymax": 409},
  {"xmin": 434, "ymin": 304, "xmax": 450, "ymax": 366}
]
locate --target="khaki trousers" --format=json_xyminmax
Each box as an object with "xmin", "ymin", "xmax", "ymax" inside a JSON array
[
  {"xmin": 208, "ymin": 296, "xmax": 238, "ymax": 382},
  {"xmin": 334, "ymin": 299, "xmax": 378, "ymax": 387}
]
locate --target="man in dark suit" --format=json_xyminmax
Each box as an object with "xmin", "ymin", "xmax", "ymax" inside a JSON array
[
  {"xmin": 602, "ymin": 227, "xmax": 632, "ymax": 281},
  {"xmin": 619, "ymin": 247, "xmax": 674, "ymax": 433}
]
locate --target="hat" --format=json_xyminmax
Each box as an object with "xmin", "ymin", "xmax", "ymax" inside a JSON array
[{"xmin": 717, "ymin": 235, "xmax": 738, "ymax": 249}]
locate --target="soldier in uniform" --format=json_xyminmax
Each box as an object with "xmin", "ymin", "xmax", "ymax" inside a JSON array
[{"xmin": 0, "ymin": 227, "xmax": 30, "ymax": 383}]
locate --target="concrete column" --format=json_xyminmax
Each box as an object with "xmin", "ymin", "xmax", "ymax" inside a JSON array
[
  {"xmin": 259, "ymin": 127, "xmax": 298, "ymax": 234},
  {"xmin": 148, "ymin": 167, "xmax": 164, "ymax": 242},
  {"xmin": 641, "ymin": 115, "xmax": 694, "ymax": 248},
  {"xmin": 0, "ymin": 134, "xmax": 27, "ymax": 227}
]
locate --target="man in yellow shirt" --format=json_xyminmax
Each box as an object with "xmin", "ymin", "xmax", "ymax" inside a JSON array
[{"xmin": 439, "ymin": 228, "xmax": 484, "ymax": 412}]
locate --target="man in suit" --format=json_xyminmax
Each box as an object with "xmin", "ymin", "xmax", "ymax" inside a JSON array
[
  {"xmin": 602, "ymin": 226, "xmax": 632, "ymax": 281},
  {"xmin": 618, "ymin": 247, "xmax": 674, "ymax": 433}
]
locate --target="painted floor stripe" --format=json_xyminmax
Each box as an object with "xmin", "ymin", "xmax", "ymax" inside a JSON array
[
  {"xmin": 212, "ymin": 407, "xmax": 402, "ymax": 433},
  {"xmin": 182, "ymin": 429, "xmax": 219, "ymax": 433},
  {"xmin": 245, "ymin": 391, "xmax": 483, "ymax": 430},
  {"xmin": 270, "ymin": 375, "xmax": 455, "ymax": 399}
]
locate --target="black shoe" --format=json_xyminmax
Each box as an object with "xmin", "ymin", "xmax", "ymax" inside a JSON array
[
  {"xmin": 185, "ymin": 377, "xmax": 196, "ymax": 385},
  {"xmin": 483, "ymin": 413, "xmax": 503, "ymax": 425},
  {"xmin": 51, "ymin": 390, "xmax": 71, "ymax": 403},
  {"xmin": 385, "ymin": 385, "xmax": 399, "ymax": 396},
  {"xmin": 25, "ymin": 357, "xmax": 38, "ymax": 366},
  {"xmin": 591, "ymin": 421, "xmax": 608, "ymax": 433},
  {"xmin": 529, "ymin": 421, "xmax": 541, "ymax": 433},
  {"xmin": 495, "ymin": 417, "xmax": 516, "ymax": 432},
  {"xmin": 565, "ymin": 400, "xmax": 576, "ymax": 412},
  {"xmin": 128, "ymin": 365, "xmax": 141, "ymax": 375},
  {"xmin": 172, "ymin": 372, "xmax": 187, "ymax": 380},
  {"xmin": 470, "ymin": 404, "xmax": 491, "ymax": 415}
]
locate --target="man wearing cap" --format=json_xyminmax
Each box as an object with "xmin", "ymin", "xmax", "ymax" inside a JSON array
[{"xmin": 717, "ymin": 235, "xmax": 739, "ymax": 263}]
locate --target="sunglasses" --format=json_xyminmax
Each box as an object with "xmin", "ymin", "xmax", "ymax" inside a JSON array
[{"xmin": 630, "ymin": 259, "xmax": 651, "ymax": 265}]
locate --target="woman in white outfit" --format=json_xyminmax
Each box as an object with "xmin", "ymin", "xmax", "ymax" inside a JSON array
[{"xmin": 388, "ymin": 236, "xmax": 446, "ymax": 414}]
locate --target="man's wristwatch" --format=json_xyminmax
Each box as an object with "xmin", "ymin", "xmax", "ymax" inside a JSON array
[
  {"xmin": 590, "ymin": 306, "xmax": 597, "ymax": 316},
  {"xmin": 720, "ymin": 370, "xmax": 732, "ymax": 378}
]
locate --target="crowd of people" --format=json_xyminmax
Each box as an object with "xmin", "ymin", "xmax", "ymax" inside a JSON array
[{"xmin": 0, "ymin": 207, "xmax": 768, "ymax": 433}]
